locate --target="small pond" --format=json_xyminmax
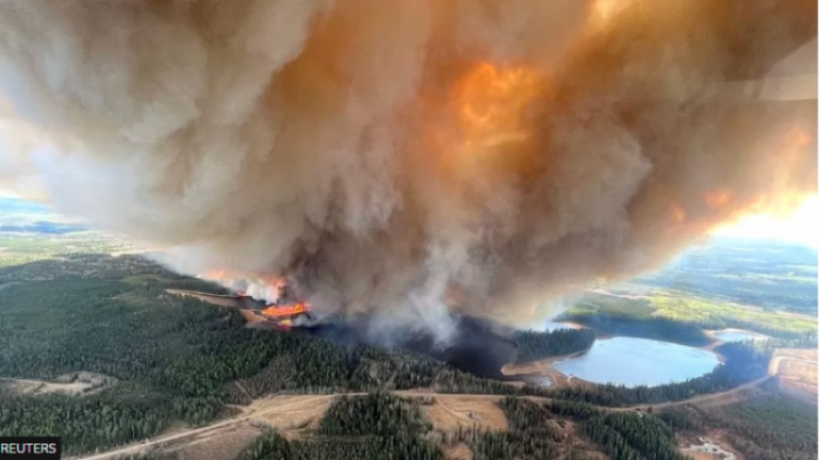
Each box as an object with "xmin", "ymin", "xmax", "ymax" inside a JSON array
[
  {"xmin": 553, "ymin": 337, "xmax": 720, "ymax": 387},
  {"xmin": 712, "ymin": 329, "xmax": 769, "ymax": 343}
]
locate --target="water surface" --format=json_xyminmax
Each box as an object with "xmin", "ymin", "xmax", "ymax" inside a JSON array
[
  {"xmin": 553, "ymin": 337, "xmax": 719, "ymax": 387},
  {"xmin": 713, "ymin": 329, "xmax": 769, "ymax": 343}
]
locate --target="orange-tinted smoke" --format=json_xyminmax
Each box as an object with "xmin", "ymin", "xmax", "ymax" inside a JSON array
[{"xmin": 0, "ymin": 0, "xmax": 815, "ymax": 332}]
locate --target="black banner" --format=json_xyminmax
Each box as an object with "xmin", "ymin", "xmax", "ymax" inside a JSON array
[{"xmin": 0, "ymin": 438, "xmax": 60, "ymax": 459}]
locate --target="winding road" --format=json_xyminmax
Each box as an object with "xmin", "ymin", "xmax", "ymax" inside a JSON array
[{"xmin": 73, "ymin": 375, "xmax": 778, "ymax": 460}]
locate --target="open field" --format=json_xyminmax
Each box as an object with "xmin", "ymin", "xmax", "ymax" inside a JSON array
[
  {"xmin": 678, "ymin": 434, "xmax": 742, "ymax": 460},
  {"xmin": 0, "ymin": 372, "xmax": 115, "ymax": 398},
  {"xmin": 417, "ymin": 395, "xmax": 508, "ymax": 432},
  {"xmin": 769, "ymin": 348, "xmax": 818, "ymax": 402},
  {"xmin": 563, "ymin": 238, "xmax": 818, "ymax": 341},
  {"xmin": 443, "ymin": 442, "xmax": 474, "ymax": 460},
  {"xmin": 625, "ymin": 237, "xmax": 818, "ymax": 316},
  {"xmin": 243, "ymin": 394, "xmax": 337, "ymax": 435},
  {"xmin": 565, "ymin": 289, "xmax": 816, "ymax": 339},
  {"xmin": 72, "ymin": 379, "xmax": 787, "ymax": 460},
  {"xmin": 166, "ymin": 424, "xmax": 263, "ymax": 460},
  {"xmin": 0, "ymin": 232, "xmax": 133, "ymax": 267},
  {"xmin": 501, "ymin": 352, "xmax": 592, "ymax": 388}
]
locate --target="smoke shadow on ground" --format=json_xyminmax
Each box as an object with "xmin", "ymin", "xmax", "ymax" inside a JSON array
[
  {"xmin": 296, "ymin": 313, "xmax": 520, "ymax": 379},
  {"xmin": 181, "ymin": 290, "xmax": 552, "ymax": 382}
]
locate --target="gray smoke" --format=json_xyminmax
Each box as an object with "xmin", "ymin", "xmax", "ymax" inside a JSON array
[{"xmin": 0, "ymin": 0, "xmax": 816, "ymax": 340}]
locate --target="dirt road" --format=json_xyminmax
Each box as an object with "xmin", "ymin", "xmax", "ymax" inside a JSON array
[
  {"xmin": 73, "ymin": 395, "xmax": 337, "ymax": 460},
  {"xmin": 612, "ymin": 374, "xmax": 775, "ymax": 412},
  {"xmin": 75, "ymin": 377, "xmax": 776, "ymax": 460}
]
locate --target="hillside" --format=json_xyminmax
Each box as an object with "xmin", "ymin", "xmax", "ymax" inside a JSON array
[{"xmin": 0, "ymin": 254, "xmax": 515, "ymax": 456}]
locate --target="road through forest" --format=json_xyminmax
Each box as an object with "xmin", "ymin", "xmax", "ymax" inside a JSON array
[{"xmin": 73, "ymin": 374, "xmax": 777, "ymax": 460}]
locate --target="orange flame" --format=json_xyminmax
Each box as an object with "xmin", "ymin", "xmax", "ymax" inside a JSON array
[{"xmin": 262, "ymin": 302, "xmax": 311, "ymax": 318}]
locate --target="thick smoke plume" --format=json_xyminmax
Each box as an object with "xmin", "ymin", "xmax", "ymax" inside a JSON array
[{"xmin": 0, "ymin": 0, "xmax": 816, "ymax": 339}]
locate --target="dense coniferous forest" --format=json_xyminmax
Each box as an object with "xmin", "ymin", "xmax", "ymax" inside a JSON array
[
  {"xmin": 470, "ymin": 396, "xmax": 563, "ymax": 459},
  {"xmin": 464, "ymin": 396, "xmax": 687, "ymax": 460},
  {"xmin": 560, "ymin": 313, "xmax": 712, "ymax": 346},
  {"xmin": 544, "ymin": 400, "xmax": 687, "ymax": 460},
  {"xmin": 0, "ymin": 255, "xmax": 508, "ymax": 454},
  {"xmin": 238, "ymin": 393, "xmax": 443, "ymax": 460},
  {"xmin": 319, "ymin": 392, "xmax": 433, "ymax": 436},
  {"xmin": 512, "ymin": 328, "xmax": 595, "ymax": 363},
  {"xmin": 541, "ymin": 341, "xmax": 771, "ymax": 406},
  {"xmin": 660, "ymin": 393, "xmax": 818, "ymax": 460},
  {"xmin": 430, "ymin": 396, "xmax": 604, "ymax": 460},
  {"xmin": 764, "ymin": 331, "xmax": 818, "ymax": 350}
]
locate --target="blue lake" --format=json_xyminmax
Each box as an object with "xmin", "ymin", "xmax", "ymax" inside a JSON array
[{"xmin": 553, "ymin": 337, "xmax": 720, "ymax": 387}]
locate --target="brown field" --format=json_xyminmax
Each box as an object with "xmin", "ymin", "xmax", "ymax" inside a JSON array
[
  {"xmin": 417, "ymin": 395, "xmax": 509, "ymax": 432},
  {"xmin": 770, "ymin": 348, "xmax": 818, "ymax": 379},
  {"xmin": 443, "ymin": 442, "xmax": 474, "ymax": 460},
  {"xmin": 166, "ymin": 289, "xmax": 239, "ymax": 308},
  {"xmin": 770, "ymin": 348, "xmax": 818, "ymax": 401},
  {"xmin": 244, "ymin": 394, "xmax": 337, "ymax": 436},
  {"xmin": 166, "ymin": 424, "xmax": 262, "ymax": 460},
  {"xmin": 501, "ymin": 353, "xmax": 593, "ymax": 388},
  {"xmin": 679, "ymin": 432, "xmax": 743, "ymax": 460}
]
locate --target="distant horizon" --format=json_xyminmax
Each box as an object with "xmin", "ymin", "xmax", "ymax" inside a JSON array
[
  {"xmin": 1, "ymin": 192, "xmax": 818, "ymax": 250},
  {"xmin": 710, "ymin": 195, "xmax": 819, "ymax": 248}
]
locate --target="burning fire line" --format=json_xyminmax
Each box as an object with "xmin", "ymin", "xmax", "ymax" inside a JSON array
[{"xmin": 197, "ymin": 270, "xmax": 313, "ymax": 327}]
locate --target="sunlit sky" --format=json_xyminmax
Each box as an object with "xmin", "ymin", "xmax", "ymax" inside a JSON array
[{"xmin": 711, "ymin": 195, "xmax": 819, "ymax": 248}]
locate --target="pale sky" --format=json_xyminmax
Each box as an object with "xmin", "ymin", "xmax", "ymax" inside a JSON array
[{"xmin": 712, "ymin": 195, "xmax": 819, "ymax": 248}]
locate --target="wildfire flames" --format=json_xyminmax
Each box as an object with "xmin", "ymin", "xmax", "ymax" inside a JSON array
[
  {"xmin": 200, "ymin": 270, "xmax": 300, "ymax": 304},
  {"xmin": 199, "ymin": 269, "xmax": 312, "ymax": 323},
  {"xmin": 0, "ymin": 0, "xmax": 815, "ymax": 338}
]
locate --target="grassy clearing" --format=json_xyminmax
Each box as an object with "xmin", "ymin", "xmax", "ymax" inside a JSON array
[
  {"xmin": 0, "ymin": 232, "xmax": 131, "ymax": 267},
  {"xmin": 564, "ymin": 291, "xmax": 816, "ymax": 338}
]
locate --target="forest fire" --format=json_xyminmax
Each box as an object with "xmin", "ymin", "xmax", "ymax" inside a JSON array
[
  {"xmin": 0, "ymin": 0, "xmax": 815, "ymax": 342},
  {"xmin": 261, "ymin": 302, "xmax": 311, "ymax": 318},
  {"xmin": 196, "ymin": 270, "xmax": 313, "ymax": 328}
]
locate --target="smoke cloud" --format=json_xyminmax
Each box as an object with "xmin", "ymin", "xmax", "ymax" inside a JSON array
[{"xmin": 0, "ymin": 0, "xmax": 816, "ymax": 338}]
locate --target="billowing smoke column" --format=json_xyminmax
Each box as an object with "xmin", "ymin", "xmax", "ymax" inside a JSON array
[{"xmin": 0, "ymin": 0, "xmax": 816, "ymax": 340}]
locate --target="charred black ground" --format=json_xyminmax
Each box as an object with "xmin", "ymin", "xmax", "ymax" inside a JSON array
[
  {"xmin": 298, "ymin": 314, "xmax": 520, "ymax": 380},
  {"xmin": 189, "ymin": 291, "xmax": 520, "ymax": 379}
]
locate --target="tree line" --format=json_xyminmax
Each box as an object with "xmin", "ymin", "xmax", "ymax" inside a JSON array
[
  {"xmin": 545, "ymin": 400, "xmax": 687, "ymax": 460},
  {"xmin": 538, "ymin": 341, "xmax": 771, "ymax": 406},
  {"xmin": 512, "ymin": 328, "xmax": 595, "ymax": 364},
  {"xmin": 659, "ymin": 392, "xmax": 817, "ymax": 460},
  {"xmin": 0, "ymin": 384, "xmax": 227, "ymax": 456},
  {"xmin": 238, "ymin": 393, "xmax": 443, "ymax": 460}
]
